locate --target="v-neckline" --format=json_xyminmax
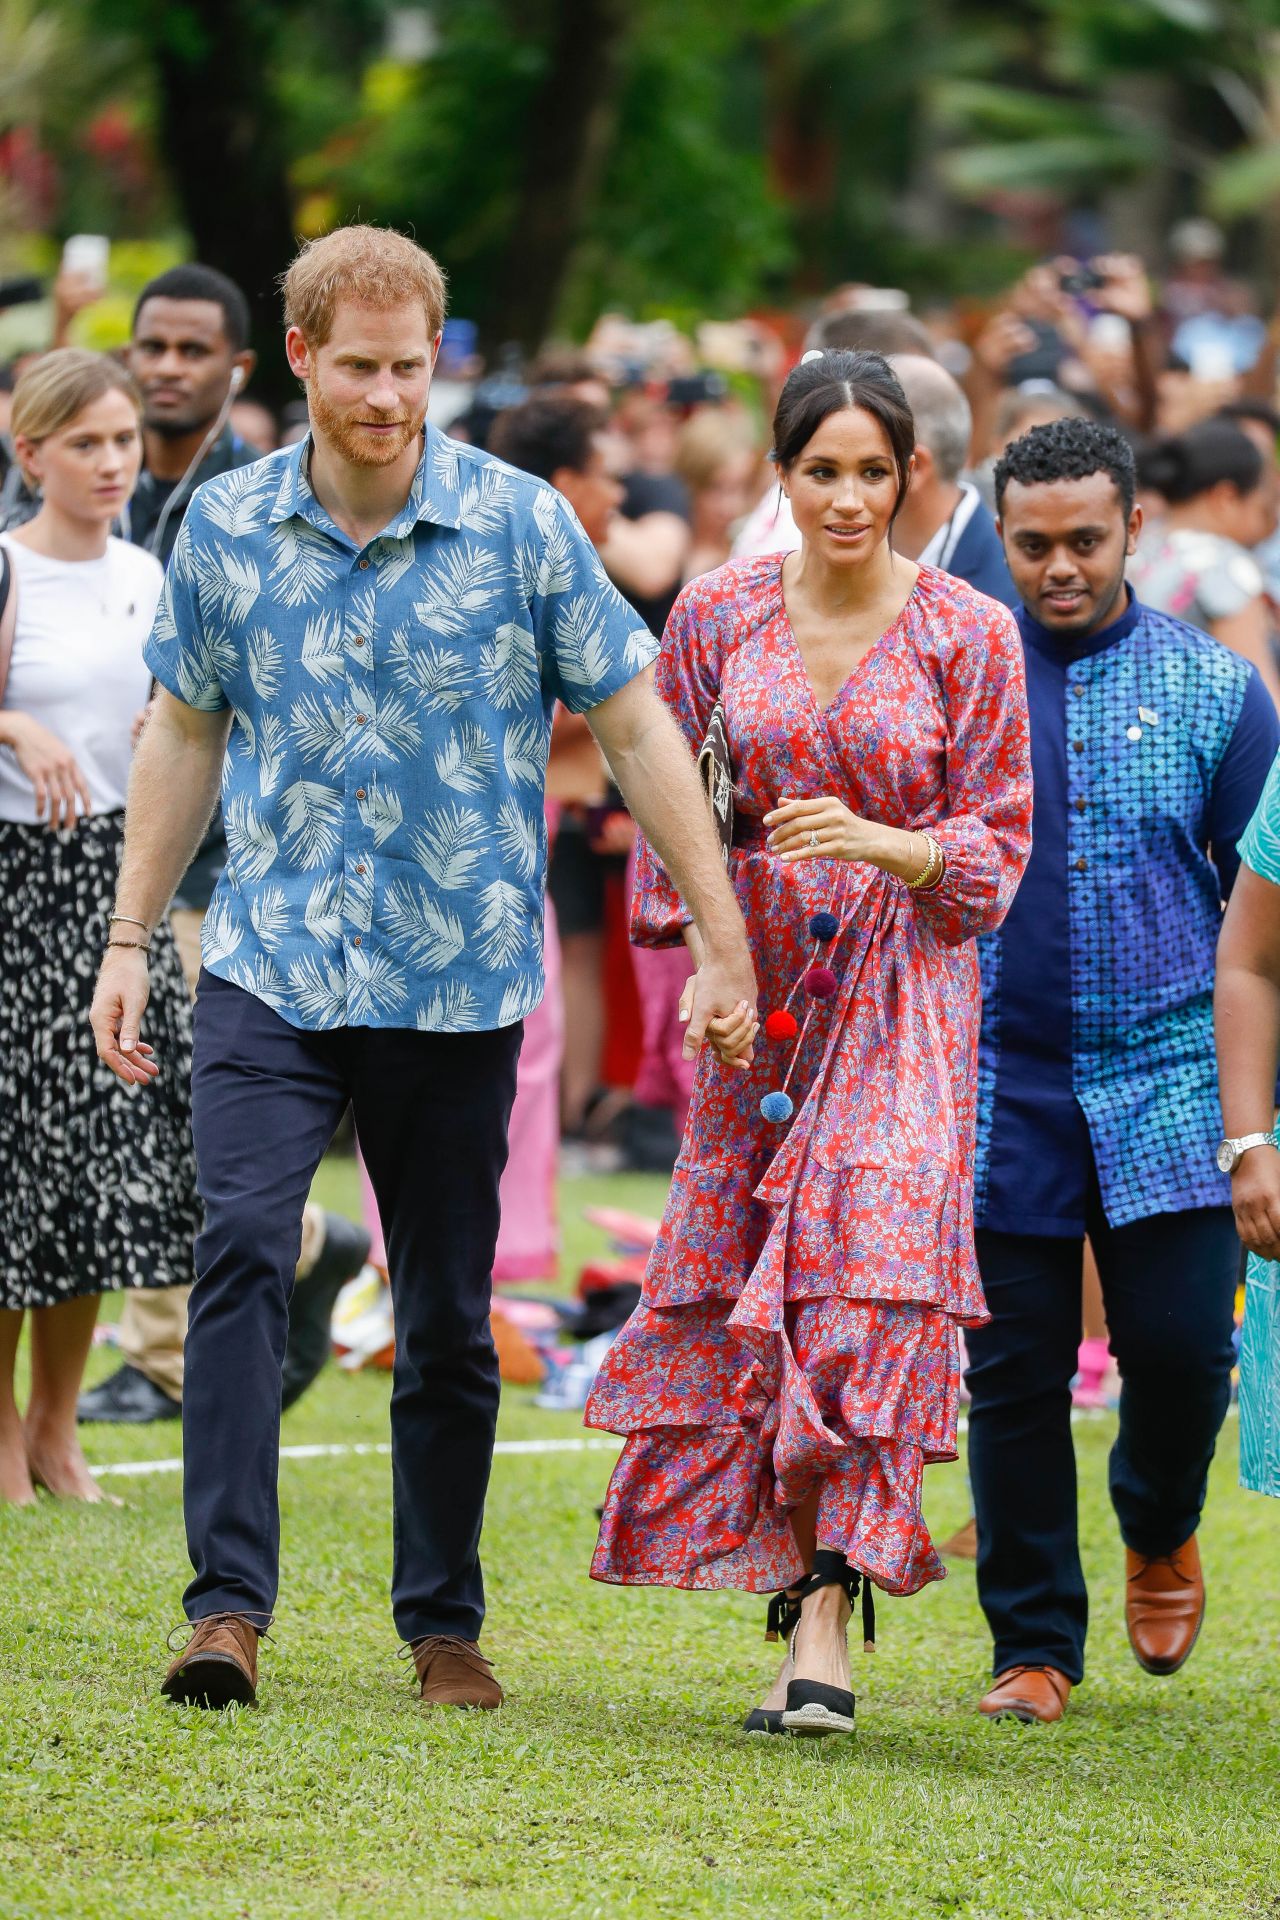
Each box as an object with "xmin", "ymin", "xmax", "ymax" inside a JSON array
[{"xmin": 776, "ymin": 552, "xmax": 923, "ymax": 719}]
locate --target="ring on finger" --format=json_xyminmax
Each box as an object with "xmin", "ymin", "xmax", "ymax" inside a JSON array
[{"xmin": 808, "ymin": 829, "xmax": 819, "ymax": 850}]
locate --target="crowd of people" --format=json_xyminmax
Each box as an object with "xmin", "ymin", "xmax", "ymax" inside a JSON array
[{"xmin": 1, "ymin": 215, "xmax": 1279, "ymax": 1736}]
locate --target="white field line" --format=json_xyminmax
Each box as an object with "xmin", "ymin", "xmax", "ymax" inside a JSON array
[
  {"xmin": 88, "ymin": 1405, "xmax": 1146, "ymax": 1481},
  {"xmin": 91, "ymin": 1435, "xmax": 621, "ymax": 1480}
]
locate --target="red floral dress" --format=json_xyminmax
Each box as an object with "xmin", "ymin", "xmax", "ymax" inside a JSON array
[{"xmin": 586, "ymin": 556, "xmax": 1033, "ymax": 1599}]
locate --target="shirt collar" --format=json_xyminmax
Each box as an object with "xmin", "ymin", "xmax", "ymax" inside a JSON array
[
  {"xmin": 1017, "ymin": 583, "xmax": 1143, "ymax": 663},
  {"xmin": 268, "ymin": 420, "xmax": 463, "ymax": 538},
  {"xmin": 919, "ymin": 482, "xmax": 981, "ymax": 571}
]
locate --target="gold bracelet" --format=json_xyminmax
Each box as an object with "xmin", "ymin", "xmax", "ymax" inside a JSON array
[{"xmin": 906, "ymin": 832, "xmax": 944, "ymax": 891}]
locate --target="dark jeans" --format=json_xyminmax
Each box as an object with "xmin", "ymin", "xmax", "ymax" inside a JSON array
[
  {"xmin": 183, "ymin": 971, "xmax": 522, "ymax": 1644},
  {"xmin": 967, "ymin": 1179, "xmax": 1238, "ymax": 1684}
]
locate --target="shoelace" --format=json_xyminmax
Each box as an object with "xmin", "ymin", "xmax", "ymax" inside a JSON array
[
  {"xmin": 166, "ymin": 1610, "xmax": 275, "ymax": 1654},
  {"xmin": 399, "ymin": 1634, "xmax": 495, "ymax": 1677}
]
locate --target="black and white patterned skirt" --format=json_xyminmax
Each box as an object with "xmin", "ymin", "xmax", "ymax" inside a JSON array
[{"xmin": 0, "ymin": 811, "xmax": 202, "ymax": 1310}]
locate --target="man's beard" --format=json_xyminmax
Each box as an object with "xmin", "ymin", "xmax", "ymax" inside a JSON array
[
  {"xmin": 308, "ymin": 375, "xmax": 424, "ymax": 469},
  {"xmin": 144, "ymin": 406, "xmax": 221, "ymax": 439}
]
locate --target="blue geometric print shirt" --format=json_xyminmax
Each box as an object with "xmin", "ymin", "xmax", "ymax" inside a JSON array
[
  {"xmin": 975, "ymin": 591, "xmax": 1279, "ymax": 1234},
  {"xmin": 144, "ymin": 425, "xmax": 657, "ymax": 1032}
]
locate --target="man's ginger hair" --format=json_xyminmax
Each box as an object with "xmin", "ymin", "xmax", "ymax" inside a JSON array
[{"xmin": 282, "ymin": 225, "xmax": 448, "ymax": 346}]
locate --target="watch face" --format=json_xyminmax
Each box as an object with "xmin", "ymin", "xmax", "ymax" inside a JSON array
[{"xmin": 1217, "ymin": 1142, "xmax": 1237, "ymax": 1174}]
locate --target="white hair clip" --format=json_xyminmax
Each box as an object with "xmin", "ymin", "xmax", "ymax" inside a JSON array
[{"xmin": 800, "ymin": 348, "xmax": 826, "ymax": 365}]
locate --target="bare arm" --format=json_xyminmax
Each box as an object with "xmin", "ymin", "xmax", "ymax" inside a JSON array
[
  {"xmin": 586, "ymin": 667, "xmax": 757, "ymax": 1062},
  {"xmin": 598, "ymin": 512, "xmax": 690, "ymax": 602},
  {"xmin": 89, "ymin": 690, "xmax": 231, "ymax": 1083},
  {"xmin": 1215, "ymin": 863, "xmax": 1280, "ymax": 1257}
]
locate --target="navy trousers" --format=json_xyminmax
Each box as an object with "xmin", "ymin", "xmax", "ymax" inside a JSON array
[
  {"xmin": 183, "ymin": 970, "xmax": 522, "ymax": 1644},
  {"xmin": 967, "ymin": 1177, "xmax": 1238, "ymax": 1685}
]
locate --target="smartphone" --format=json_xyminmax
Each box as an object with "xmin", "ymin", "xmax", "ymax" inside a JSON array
[{"xmin": 61, "ymin": 234, "xmax": 110, "ymax": 292}]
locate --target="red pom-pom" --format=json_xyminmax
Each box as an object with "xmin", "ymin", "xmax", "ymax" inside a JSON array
[
  {"xmin": 764, "ymin": 1009, "xmax": 798, "ymax": 1042},
  {"xmin": 804, "ymin": 966, "xmax": 839, "ymax": 1000}
]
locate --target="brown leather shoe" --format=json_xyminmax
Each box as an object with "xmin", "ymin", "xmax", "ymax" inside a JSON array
[
  {"xmin": 1125, "ymin": 1534, "xmax": 1205, "ymax": 1675},
  {"xmin": 412, "ymin": 1634, "xmax": 503, "ymax": 1709},
  {"xmin": 978, "ymin": 1665, "xmax": 1072, "ymax": 1724},
  {"xmin": 161, "ymin": 1612, "xmax": 260, "ymax": 1708},
  {"xmin": 940, "ymin": 1515, "xmax": 978, "ymax": 1559}
]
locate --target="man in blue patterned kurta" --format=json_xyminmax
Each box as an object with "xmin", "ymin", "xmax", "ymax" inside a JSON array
[
  {"xmin": 90, "ymin": 226, "xmax": 756, "ymax": 1712},
  {"xmin": 968, "ymin": 419, "xmax": 1279, "ymax": 1726}
]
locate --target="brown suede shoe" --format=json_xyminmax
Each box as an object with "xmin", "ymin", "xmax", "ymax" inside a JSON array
[
  {"xmin": 412, "ymin": 1634, "xmax": 503, "ymax": 1710},
  {"xmin": 1126, "ymin": 1535, "xmax": 1205, "ymax": 1675},
  {"xmin": 978, "ymin": 1665, "xmax": 1072, "ymax": 1724},
  {"xmin": 161, "ymin": 1612, "xmax": 260, "ymax": 1708}
]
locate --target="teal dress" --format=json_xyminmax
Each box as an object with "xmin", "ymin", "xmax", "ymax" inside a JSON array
[{"xmin": 1237, "ymin": 752, "xmax": 1280, "ymax": 1498}]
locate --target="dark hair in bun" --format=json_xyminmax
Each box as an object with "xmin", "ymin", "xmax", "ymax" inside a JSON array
[
  {"xmin": 1137, "ymin": 418, "xmax": 1263, "ymax": 504},
  {"xmin": 771, "ymin": 349, "xmax": 915, "ymax": 522}
]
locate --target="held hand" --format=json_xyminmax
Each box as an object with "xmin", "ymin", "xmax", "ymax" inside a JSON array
[
  {"xmin": 90, "ymin": 948, "xmax": 159, "ymax": 1087},
  {"xmin": 765, "ymin": 795, "xmax": 876, "ymax": 864},
  {"xmin": 6, "ymin": 713, "xmax": 92, "ymax": 830},
  {"xmin": 680, "ymin": 942, "xmax": 758, "ymax": 1066},
  {"xmin": 1231, "ymin": 1144, "xmax": 1280, "ymax": 1262}
]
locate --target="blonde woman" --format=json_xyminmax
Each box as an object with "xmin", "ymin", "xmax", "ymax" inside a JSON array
[
  {"xmin": 675, "ymin": 409, "xmax": 761, "ymax": 582},
  {"xmin": 0, "ymin": 350, "xmax": 199, "ymax": 1506}
]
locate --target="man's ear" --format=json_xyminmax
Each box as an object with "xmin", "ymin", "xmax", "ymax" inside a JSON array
[
  {"xmin": 231, "ymin": 347, "xmax": 257, "ymax": 394},
  {"xmin": 284, "ymin": 326, "xmax": 311, "ymax": 383},
  {"xmin": 1126, "ymin": 501, "xmax": 1144, "ymax": 555}
]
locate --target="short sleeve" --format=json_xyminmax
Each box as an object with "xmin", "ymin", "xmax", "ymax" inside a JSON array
[
  {"xmin": 1196, "ymin": 543, "xmax": 1264, "ymax": 623},
  {"xmin": 1238, "ymin": 747, "xmax": 1280, "ymax": 888},
  {"xmin": 142, "ymin": 511, "xmax": 229, "ymax": 712},
  {"xmin": 1209, "ymin": 666, "xmax": 1280, "ymax": 894},
  {"xmin": 534, "ymin": 491, "xmax": 658, "ymax": 714}
]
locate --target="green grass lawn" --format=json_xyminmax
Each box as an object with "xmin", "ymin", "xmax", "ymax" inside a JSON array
[{"xmin": 3, "ymin": 1159, "xmax": 1280, "ymax": 1919}]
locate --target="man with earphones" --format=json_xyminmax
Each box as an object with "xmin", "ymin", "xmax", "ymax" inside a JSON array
[{"xmin": 119, "ymin": 264, "xmax": 258, "ymax": 562}]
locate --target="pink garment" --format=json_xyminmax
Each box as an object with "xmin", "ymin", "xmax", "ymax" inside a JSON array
[
  {"xmin": 358, "ymin": 900, "xmax": 565, "ymax": 1282},
  {"xmin": 626, "ymin": 843, "xmax": 696, "ymax": 1138}
]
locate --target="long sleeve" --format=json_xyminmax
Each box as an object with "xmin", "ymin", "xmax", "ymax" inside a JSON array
[
  {"xmin": 630, "ymin": 577, "xmax": 728, "ymax": 948},
  {"xmin": 911, "ymin": 599, "xmax": 1033, "ymax": 947}
]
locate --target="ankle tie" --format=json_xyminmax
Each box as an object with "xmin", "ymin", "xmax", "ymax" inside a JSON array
[{"xmin": 775, "ymin": 1550, "xmax": 877, "ymax": 1652}]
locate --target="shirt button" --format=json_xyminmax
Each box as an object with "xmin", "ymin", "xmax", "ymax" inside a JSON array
[
  {"xmin": 1075, "ymin": 856, "xmax": 1088, "ymax": 872},
  {"xmin": 353, "ymin": 635, "xmax": 366, "ymax": 648},
  {"xmin": 355, "ymin": 863, "xmax": 366, "ymax": 876},
  {"xmin": 352, "ymin": 935, "xmax": 363, "ymax": 947},
  {"xmin": 355, "ymin": 713, "xmax": 368, "ymax": 725},
  {"xmin": 359, "ymin": 559, "xmax": 371, "ymax": 571},
  {"xmin": 1075, "ymin": 796, "xmax": 1087, "ymax": 813},
  {"xmin": 356, "ymin": 787, "xmax": 367, "ymax": 800},
  {"xmin": 1072, "ymin": 740, "xmax": 1085, "ymax": 754},
  {"xmin": 1072, "ymin": 684, "xmax": 1085, "ymax": 699}
]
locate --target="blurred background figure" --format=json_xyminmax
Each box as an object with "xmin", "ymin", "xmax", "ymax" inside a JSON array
[
  {"xmin": 1131, "ymin": 418, "xmax": 1280, "ymax": 708},
  {"xmin": 673, "ymin": 409, "xmax": 759, "ymax": 582},
  {"xmin": 0, "ymin": 350, "xmax": 200, "ymax": 1503}
]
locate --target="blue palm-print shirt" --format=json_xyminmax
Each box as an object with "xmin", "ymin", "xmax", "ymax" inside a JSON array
[{"xmin": 144, "ymin": 425, "xmax": 657, "ymax": 1031}]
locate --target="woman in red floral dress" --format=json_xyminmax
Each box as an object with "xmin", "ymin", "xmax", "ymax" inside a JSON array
[{"xmin": 585, "ymin": 350, "xmax": 1033, "ymax": 1736}]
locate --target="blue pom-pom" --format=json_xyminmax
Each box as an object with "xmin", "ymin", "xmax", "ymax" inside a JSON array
[
  {"xmin": 759, "ymin": 1090, "xmax": 794, "ymax": 1124},
  {"xmin": 809, "ymin": 912, "xmax": 839, "ymax": 942}
]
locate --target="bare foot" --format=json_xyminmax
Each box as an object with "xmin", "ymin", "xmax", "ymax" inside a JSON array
[
  {"xmin": 24, "ymin": 1424, "xmax": 120, "ymax": 1505},
  {"xmin": 790, "ymin": 1582, "xmax": 852, "ymax": 1692},
  {"xmin": 0, "ymin": 1430, "xmax": 37, "ymax": 1506},
  {"xmin": 755, "ymin": 1644, "xmax": 795, "ymax": 1713}
]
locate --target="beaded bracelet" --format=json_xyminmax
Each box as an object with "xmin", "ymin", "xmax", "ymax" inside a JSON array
[{"xmin": 106, "ymin": 939, "xmax": 150, "ymax": 953}]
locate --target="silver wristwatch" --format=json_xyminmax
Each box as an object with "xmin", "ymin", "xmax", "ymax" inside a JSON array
[{"xmin": 1216, "ymin": 1133, "xmax": 1275, "ymax": 1174}]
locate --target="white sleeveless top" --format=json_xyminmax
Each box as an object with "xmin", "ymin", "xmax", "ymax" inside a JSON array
[{"xmin": 0, "ymin": 534, "xmax": 162, "ymax": 824}]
